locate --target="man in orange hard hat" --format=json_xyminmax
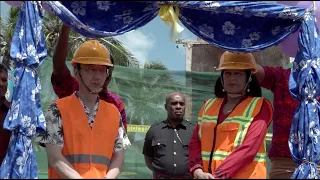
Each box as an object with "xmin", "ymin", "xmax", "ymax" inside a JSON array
[
  {"xmin": 51, "ymin": 25, "xmax": 128, "ymax": 132},
  {"xmin": 36, "ymin": 40, "xmax": 127, "ymax": 179}
]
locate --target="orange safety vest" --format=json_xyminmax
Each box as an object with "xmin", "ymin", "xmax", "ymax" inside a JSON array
[
  {"xmin": 48, "ymin": 94, "xmax": 119, "ymax": 179},
  {"xmin": 198, "ymin": 97, "xmax": 272, "ymax": 179}
]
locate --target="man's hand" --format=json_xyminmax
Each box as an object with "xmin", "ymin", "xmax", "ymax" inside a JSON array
[
  {"xmin": 144, "ymin": 155, "xmax": 153, "ymax": 171},
  {"xmin": 46, "ymin": 144, "xmax": 83, "ymax": 179},
  {"xmin": 105, "ymin": 150, "xmax": 124, "ymax": 179},
  {"xmin": 193, "ymin": 169, "xmax": 215, "ymax": 179}
]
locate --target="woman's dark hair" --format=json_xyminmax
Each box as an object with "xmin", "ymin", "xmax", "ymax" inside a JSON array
[{"xmin": 214, "ymin": 70, "xmax": 262, "ymax": 98}]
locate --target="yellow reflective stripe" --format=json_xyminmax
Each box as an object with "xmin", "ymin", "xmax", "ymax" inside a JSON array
[
  {"xmin": 200, "ymin": 98, "xmax": 217, "ymax": 122},
  {"xmin": 204, "ymin": 98, "xmax": 216, "ymax": 113},
  {"xmin": 202, "ymin": 151, "xmax": 211, "ymax": 155},
  {"xmin": 254, "ymin": 153, "xmax": 267, "ymax": 162},
  {"xmin": 198, "ymin": 116, "xmax": 218, "ymax": 139},
  {"xmin": 202, "ymin": 151, "xmax": 230, "ymax": 161},
  {"xmin": 201, "ymin": 151, "xmax": 211, "ymax": 161},
  {"xmin": 64, "ymin": 154, "xmax": 111, "ymax": 166},
  {"xmin": 242, "ymin": 97, "xmax": 255, "ymax": 117},
  {"xmin": 201, "ymin": 151, "xmax": 266, "ymax": 162},
  {"xmin": 234, "ymin": 125, "xmax": 246, "ymax": 147},
  {"xmin": 198, "ymin": 121, "xmax": 202, "ymax": 139},
  {"xmin": 200, "ymin": 116, "xmax": 218, "ymax": 122},
  {"xmin": 244, "ymin": 97, "xmax": 260, "ymax": 117},
  {"xmin": 201, "ymin": 98, "xmax": 260, "ymax": 124},
  {"xmin": 198, "ymin": 98, "xmax": 217, "ymax": 139},
  {"xmin": 233, "ymin": 98, "xmax": 260, "ymax": 148},
  {"xmin": 223, "ymin": 116, "xmax": 252, "ymax": 124}
]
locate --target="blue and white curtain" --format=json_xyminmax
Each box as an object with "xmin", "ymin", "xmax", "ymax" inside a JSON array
[
  {"xmin": 289, "ymin": 10, "xmax": 320, "ymax": 179},
  {"xmin": 2, "ymin": 1, "xmax": 318, "ymax": 179},
  {"xmin": 45, "ymin": 1, "xmax": 160, "ymax": 38},
  {"xmin": 0, "ymin": 1, "xmax": 47, "ymax": 179},
  {"xmin": 45, "ymin": 1, "xmax": 306, "ymax": 51}
]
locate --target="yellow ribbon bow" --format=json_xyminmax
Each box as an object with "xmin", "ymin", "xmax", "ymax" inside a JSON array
[{"xmin": 158, "ymin": 4, "xmax": 184, "ymax": 42}]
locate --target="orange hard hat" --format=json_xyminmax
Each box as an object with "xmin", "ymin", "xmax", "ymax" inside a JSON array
[
  {"xmin": 216, "ymin": 51, "xmax": 257, "ymax": 73},
  {"xmin": 71, "ymin": 40, "xmax": 113, "ymax": 67}
]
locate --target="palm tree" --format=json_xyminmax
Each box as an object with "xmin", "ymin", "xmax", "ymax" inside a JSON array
[
  {"xmin": 0, "ymin": 7, "xmax": 20, "ymax": 70},
  {"xmin": 144, "ymin": 60, "xmax": 168, "ymax": 70},
  {"xmin": 0, "ymin": 7, "xmax": 139, "ymax": 69},
  {"xmin": 41, "ymin": 11, "xmax": 139, "ymax": 67},
  {"xmin": 101, "ymin": 38, "xmax": 139, "ymax": 67}
]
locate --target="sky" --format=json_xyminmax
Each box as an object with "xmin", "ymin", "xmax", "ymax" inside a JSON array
[
  {"xmin": 114, "ymin": 17, "xmax": 196, "ymax": 70},
  {"xmin": 0, "ymin": 2, "xmax": 197, "ymax": 71}
]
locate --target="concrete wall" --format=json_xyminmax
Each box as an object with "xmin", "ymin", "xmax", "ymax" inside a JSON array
[{"xmin": 187, "ymin": 42, "xmax": 290, "ymax": 72}]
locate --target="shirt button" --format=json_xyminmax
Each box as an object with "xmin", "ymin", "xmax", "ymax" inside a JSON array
[
  {"xmin": 174, "ymin": 164, "xmax": 177, "ymax": 167},
  {"xmin": 173, "ymin": 152, "xmax": 176, "ymax": 155},
  {"xmin": 174, "ymin": 140, "xmax": 176, "ymax": 143}
]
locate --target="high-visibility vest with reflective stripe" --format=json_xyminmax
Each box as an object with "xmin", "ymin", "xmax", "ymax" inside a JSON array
[
  {"xmin": 48, "ymin": 94, "xmax": 119, "ymax": 179},
  {"xmin": 198, "ymin": 97, "xmax": 272, "ymax": 179}
]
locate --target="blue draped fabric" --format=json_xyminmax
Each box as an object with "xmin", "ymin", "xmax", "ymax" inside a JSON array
[
  {"xmin": 177, "ymin": 1, "xmax": 306, "ymax": 52},
  {"xmin": 289, "ymin": 11, "xmax": 320, "ymax": 179},
  {"xmin": 45, "ymin": 1, "xmax": 160, "ymax": 38},
  {"xmin": 45, "ymin": 1, "xmax": 307, "ymax": 52},
  {"xmin": 0, "ymin": 1, "xmax": 47, "ymax": 179}
]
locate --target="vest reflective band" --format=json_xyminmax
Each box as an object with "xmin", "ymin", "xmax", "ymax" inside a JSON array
[
  {"xmin": 48, "ymin": 94, "xmax": 119, "ymax": 179},
  {"xmin": 64, "ymin": 154, "xmax": 111, "ymax": 166},
  {"xmin": 198, "ymin": 97, "xmax": 273, "ymax": 179},
  {"xmin": 198, "ymin": 98, "xmax": 217, "ymax": 137}
]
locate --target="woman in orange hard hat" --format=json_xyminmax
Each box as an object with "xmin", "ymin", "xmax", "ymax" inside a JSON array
[
  {"xmin": 188, "ymin": 51, "xmax": 273, "ymax": 179},
  {"xmin": 36, "ymin": 40, "xmax": 128, "ymax": 179}
]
